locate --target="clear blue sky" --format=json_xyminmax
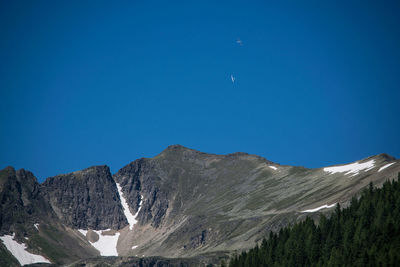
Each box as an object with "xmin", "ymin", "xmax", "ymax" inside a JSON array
[{"xmin": 1, "ymin": 0, "xmax": 399, "ymax": 182}]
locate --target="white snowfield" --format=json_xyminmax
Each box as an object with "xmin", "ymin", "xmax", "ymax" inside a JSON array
[
  {"xmin": 269, "ymin": 166, "xmax": 277, "ymax": 170},
  {"xmin": 90, "ymin": 230, "xmax": 120, "ymax": 256},
  {"xmin": 0, "ymin": 233, "xmax": 51, "ymax": 265},
  {"xmin": 301, "ymin": 203, "xmax": 337, "ymax": 213},
  {"xmin": 78, "ymin": 229, "xmax": 88, "ymax": 236},
  {"xmin": 34, "ymin": 223, "xmax": 39, "ymax": 230},
  {"xmin": 378, "ymin": 162, "xmax": 396, "ymax": 172},
  {"xmin": 77, "ymin": 184, "xmax": 144, "ymax": 256},
  {"xmin": 323, "ymin": 160, "xmax": 375, "ymax": 177},
  {"xmin": 78, "ymin": 229, "xmax": 119, "ymax": 256},
  {"xmin": 116, "ymin": 182, "xmax": 142, "ymax": 230}
]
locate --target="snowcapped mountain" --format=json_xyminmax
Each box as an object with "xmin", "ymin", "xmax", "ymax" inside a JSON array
[{"xmin": 1, "ymin": 145, "xmax": 399, "ymax": 266}]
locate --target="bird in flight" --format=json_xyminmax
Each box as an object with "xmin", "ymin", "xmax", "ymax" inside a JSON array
[
  {"xmin": 236, "ymin": 38, "xmax": 243, "ymax": 46},
  {"xmin": 231, "ymin": 75, "xmax": 235, "ymax": 83}
]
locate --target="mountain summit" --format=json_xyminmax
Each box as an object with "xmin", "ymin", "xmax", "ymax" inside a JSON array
[{"xmin": 0, "ymin": 146, "xmax": 399, "ymax": 266}]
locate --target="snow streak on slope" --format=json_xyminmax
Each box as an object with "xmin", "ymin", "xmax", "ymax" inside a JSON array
[
  {"xmin": 34, "ymin": 223, "xmax": 39, "ymax": 230},
  {"xmin": 77, "ymin": 184, "xmax": 143, "ymax": 256},
  {"xmin": 323, "ymin": 160, "xmax": 375, "ymax": 177},
  {"xmin": 78, "ymin": 229, "xmax": 88, "ymax": 236},
  {"xmin": 116, "ymin": 182, "xmax": 142, "ymax": 230},
  {"xmin": 269, "ymin": 166, "xmax": 277, "ymax": 170},
  {"xmin": 301, "ymin": 203, "xmax": 336, "ymax": 213},
  {"xmin": 378, "ymin": 163, "xmax": 396, "ymax": 172},
  {"xmin": 0, "ymin": 233, "xmax": 50, "ymax": 265}
]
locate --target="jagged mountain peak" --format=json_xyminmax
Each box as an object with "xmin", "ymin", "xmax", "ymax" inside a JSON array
[
  {"xmin": 44, "ymin": 164, "xmax": 111, "ymax": 181},
  {"xmin": 41, "ymin": 165, "xmax": 127, "ymax": 230},
  {"xmin": 1, "ymin": 149, "xmax": 399, "ymax": 266},
  {"xmin": 1, "ymin": 166, "xmax": 15, "ymax": 173}
]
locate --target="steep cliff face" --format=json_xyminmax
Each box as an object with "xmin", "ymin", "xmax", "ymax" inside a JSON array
[
  {"xmin": 41, "ymin": 165, "xmax": 128, "ymax": 230},
  {"xmin": 0, "ymin": 167, "xmax": 99, "ymax": 266},
  {"xmin": 113, "ymin": 158, "xmax": 169, "ymax": 228},
  {"xmin": 0, "ymin": 167, "xmax": 54, "ymax": 234}
]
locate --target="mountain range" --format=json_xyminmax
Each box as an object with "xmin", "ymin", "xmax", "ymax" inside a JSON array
[{"xmin": 1, "ymin": 145, "xmax": 399, "ymax": 266}]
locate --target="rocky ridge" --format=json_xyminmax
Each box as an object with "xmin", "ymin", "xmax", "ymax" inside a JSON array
[
  {"xmin": 0, "ymin": 145, "xmax": 399, "ymax": 266},
  {"xmin": 41, "ymin": 165, "xmax": 127, "ymax": 230}
]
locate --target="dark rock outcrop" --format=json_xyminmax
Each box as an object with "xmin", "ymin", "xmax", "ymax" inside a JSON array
[
  {"xmin": 113, "ymin": 158, "xmax": 169, "ymax": 228},
  {"xmin": 41, "ymin": 165, "xmax": 127, "ymax": 230},
  {"xmin": 1, "ymin": 145, "xmax": 400, "ymax": 266},
  {"xmin": 0, "ymin": 167, "xmax": 54, "ymax": 235}
]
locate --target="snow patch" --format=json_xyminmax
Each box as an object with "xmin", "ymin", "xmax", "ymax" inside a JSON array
[
  {"xmin": 90, "ymin": 230, "xmax": 120, "ymax": 256},
  {"xmin": 78, "ymin": 229, "xmax": 88, "ymax": 236},
  {"xmin": 116, "ymin": 182, "xmax": 142, "ymax": 230},
  {"xmin": 323, "ymin": 160, "xmax": 375, "ymax": 177},
  {"xmin": 132, "ymin": 245, "xmax": 138, "ymax": 249},
  {"xmin": 301, "ymin": 203, "xmax": 336, "ymax": 213},
  {"xmin": 269, "ymin": 166, "xmax": 277, "ymax": 170},
  {"xmin": 378, "ymin": 162, "xmax": 395, "ymax": 172},
  {"xmin": 33, "ymin": 223, "xmax": 39, "ymax": 230},
  {"xmin": 0, "ymin": 233, "xmax": 50, "ymax": 265}
]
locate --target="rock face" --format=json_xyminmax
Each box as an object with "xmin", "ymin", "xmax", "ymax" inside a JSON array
[
  {"xmin": 0, "ymin": 167, "xmax": 99, "ymax": 266},
  {"xmin": 1, "ymin": 145, "xmax": 400, "ymax": 266},
  {"xmin": 114, "ymin": 158, "xmax": 169, "ymax": 228},
  {"xmin": 0, "ymin": 167, "xmax": 54, "ymax": 234},
  {"xmin": 41, "ymin": 165, "xmax": 127, "ymax": 230}
]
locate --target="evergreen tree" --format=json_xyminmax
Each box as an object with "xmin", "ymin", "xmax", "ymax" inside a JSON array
[{"xmin": 225, "ymin": 173, "xmax": 400, "ymax": 267}]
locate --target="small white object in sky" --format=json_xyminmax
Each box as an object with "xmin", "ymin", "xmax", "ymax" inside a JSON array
[
  {"xmin": 323, "ymin": 160, "xmax": 375, "ymax": 177},
  {"xmin": 236, "ymin": 38, "xmax": 243, "ymax": 46},
  {"xmin": 378, "ymin": 162, "xmax": 395, "ymax": 172},
  {"xmin": 269, "ymin": 166, "xmax": 277, "ymax": 170},
  {"xmin": 0, "ymin": 233, "xmax": 51, "ymax": 265},
  {"xmin": 301, "ymin": 203, "xmax": 336, "ymax": 213},
  {"xmin": 231, "ymin": 75, "xmax": 235, "ymax": 84}
]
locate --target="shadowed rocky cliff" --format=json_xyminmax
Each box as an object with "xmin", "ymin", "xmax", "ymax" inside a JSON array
[{"xmin": 41, "ymin": 165, "xmax": 128, "ymax": 230}]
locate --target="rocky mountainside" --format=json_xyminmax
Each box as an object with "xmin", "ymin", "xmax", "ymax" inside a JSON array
[
  {"xmin": 0, "ymin": 145, "xmax": 399, "ymax": 266},
  {"xmin": 0, "ymin": 167, "xmax": 53, "ymax": 234},
  {"xmin": 41, "ymin": 165, "xmax": 127, "ymax": 230},
  {"xmin": 0, "ymin": 167, "xmax": 98, "ymax": 266},
  {"xmin": 112, "ymin": 146, "xmax": 399, "ymax": 259}
]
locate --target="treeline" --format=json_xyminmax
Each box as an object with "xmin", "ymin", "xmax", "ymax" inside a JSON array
[{"xmin": 224, "ymin": 173, "xmax": 400, "ymax": 266}]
